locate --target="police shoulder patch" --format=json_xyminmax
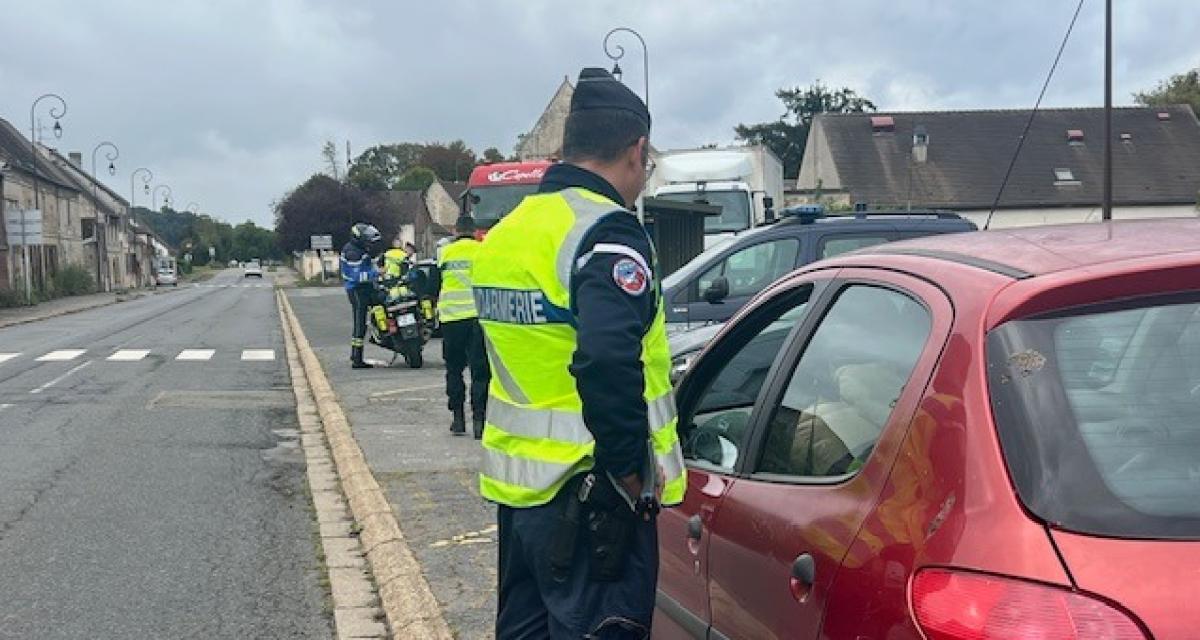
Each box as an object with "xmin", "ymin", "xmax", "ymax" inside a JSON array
[{"xmin": 612, "ymin": 258, "xmax": 648, "ymax": 296}]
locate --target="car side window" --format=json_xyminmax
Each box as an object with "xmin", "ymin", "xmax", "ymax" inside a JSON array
[
  {"xmin": 682, "ymin": 288, "xmax": 813, "ymax": 471},
  {"xmin": 695, "ymin": 238, "xmax": 800, "ymax": 301},
  {"xmin": 820, "ymin": 235, "xmax": 891, "ymax": 259},
  {"xmin": 755, "ymin": 285, "xmax": 931, "ymax": 478}
]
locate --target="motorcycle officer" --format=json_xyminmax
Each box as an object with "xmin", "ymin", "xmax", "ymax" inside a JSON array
[{"xmin": 340, "ymin": 222, "xmax": 383, "ymax": 369}]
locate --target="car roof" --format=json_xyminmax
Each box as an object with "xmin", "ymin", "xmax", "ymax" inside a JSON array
[
  {"xmin": 726, "ymin": 211, "xmax": 974, "ymax": 243},
  {"xmin": 859, "ymin": 219, "xmax": 1200, "ymax": 278}
]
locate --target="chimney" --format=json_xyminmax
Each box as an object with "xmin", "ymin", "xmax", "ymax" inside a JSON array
[
  {"xmin": 69, "ymin": 151, "xmax": 83, "ymax": 167},
  {"xmin": 912, "ymin": 125, "xmax": 929, "ymax": 164}
]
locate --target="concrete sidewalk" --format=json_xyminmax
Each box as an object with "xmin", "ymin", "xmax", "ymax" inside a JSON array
[
  {"xmin": 0, "ymin": 288, "xmax": 171, "ymax": 329},
  {"xmin": 286, "ymin": 288, "xmax": 497, "ymax": 639}
]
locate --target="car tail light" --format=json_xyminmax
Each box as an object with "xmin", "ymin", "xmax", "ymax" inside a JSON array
[{"xmin": 911, "ymin": 569, "xmax": 1145, "ymax": 640}]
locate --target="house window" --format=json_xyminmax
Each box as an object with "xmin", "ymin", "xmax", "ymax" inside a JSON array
[
  {"xmin": 1054, "ymin": 168, "xmax": 1075, "ymax": 181},
  {"xmin": 81, "ymin": 219, "xmax": 96, "ymax": 240},
  {"xmin": 1066, "ymin": 129, "xmax": 1085, "ymax": 145}
]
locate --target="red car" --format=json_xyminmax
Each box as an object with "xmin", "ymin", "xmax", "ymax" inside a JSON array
[{"xmin": 656, "ymin": 220, "xmax": 1200, "ymax": 639}]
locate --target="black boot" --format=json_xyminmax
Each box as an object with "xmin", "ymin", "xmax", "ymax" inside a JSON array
[
  {"xmin": 450, "ymin": 408, "xmax": 466, "ymax": 436},
  {"xmin": 472, "ymin": 415, "xmax": 485, "ymax": 440},
  {"xmin": 351, "ymin": 346, "xmax": 373, "ymax": 369}
]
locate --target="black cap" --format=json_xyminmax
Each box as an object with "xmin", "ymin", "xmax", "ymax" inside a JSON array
[
  {"xmin": 570, "ymin": 67, "xmax": 650, "ymax": 130},
  {"xmin": 455, "ymin": 215, "xmax": 476, "ymax": 232}
]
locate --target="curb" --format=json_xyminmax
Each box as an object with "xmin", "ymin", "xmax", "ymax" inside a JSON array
[{"xmin": 278, "ymin": 290, "xmax": 454, "ymax": 639}]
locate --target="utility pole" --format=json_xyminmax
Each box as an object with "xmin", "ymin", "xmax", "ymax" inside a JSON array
[{"xmin": 1102, "ymin": 0, "xmax": 1113, "ymax": 221}]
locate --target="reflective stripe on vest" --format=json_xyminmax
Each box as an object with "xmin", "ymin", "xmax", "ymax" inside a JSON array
[
  {"xmin": 473, "ymin": 187, "xmax": 687, "ymax": 508},
  {"xmin": 438, "ymin": 238, "xmax": 480, "ymax": 322}
]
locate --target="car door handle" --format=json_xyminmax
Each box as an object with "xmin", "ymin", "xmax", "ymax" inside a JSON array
[
  {"xmin": 789, "ymin": 553, "xmax": 816, "ymax": 602},
  {"xmin": 686, "ymin": 515, "xmax": 703, "ymax": 540},
  {"xmin": 791, "ymin": 553, "xmax": 815, "ymax": 586}
]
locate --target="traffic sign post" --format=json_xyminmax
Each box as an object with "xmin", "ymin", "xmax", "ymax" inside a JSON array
[
  {"xmin": 5, "ymin": 209, "xmax": 43, "ymax": 303},
  {"xmin": 311, "ymin": 235, "xmax": 333, "ymax": 281}
]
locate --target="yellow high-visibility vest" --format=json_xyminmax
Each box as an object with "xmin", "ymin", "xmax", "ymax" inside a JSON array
[
  {"xmin": 437, "ymin": 237, "xmax": 481, "ymax": 322},
  {"xmin": 471, "ymin": 187, "xmax": 686, "ymax": 508}
]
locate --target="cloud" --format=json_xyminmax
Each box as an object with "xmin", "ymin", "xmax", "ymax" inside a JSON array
[{"xmin": 1, "ymin": 0, "xmax": 1196, "ymax": 226}]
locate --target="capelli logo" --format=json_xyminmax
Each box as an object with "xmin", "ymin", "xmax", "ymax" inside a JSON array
[{"xmin": 487, "ymin": 168, "xmax": 546, "ymax": 183}]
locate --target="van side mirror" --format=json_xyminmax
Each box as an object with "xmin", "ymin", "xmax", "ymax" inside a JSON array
[{"xmin": 703, "ymin": 277, "xmax": 730, "ymax": 304}]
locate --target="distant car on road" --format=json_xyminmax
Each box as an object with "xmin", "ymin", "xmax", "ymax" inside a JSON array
[
  {"xmin": 243, "ymin": 261, "xmax": 263, "ymax": 278},
  {"xmin": 658, "ymin": 219, "xmax": 1200, "ymax": 640},
  {"xmin": 154, "ymin": 268, "xmax": 178, "ymax": 287},
  {"xmin": 661, "ymin": 208, "xmax": 975, "ymax": 333}
]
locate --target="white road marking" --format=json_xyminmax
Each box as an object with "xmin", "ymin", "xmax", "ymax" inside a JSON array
[
  {"xmin": 0, "ymin": 403, "xmax": 12, "ymax": 412},
  {"xmin": 30, "ymin": 360, "xmax": 92, "ymax": 394},
  {"xmin": 36, "ymin": 349, "xmax": 87, "ymax": 362},
  {"xmin": 0, "ymin": 353, "xmax": 19, "ymax": 364},
  {"xmin": 108, "ymin": 349, "xmax": 151, "ymax": 361},
  {"xmin": 176, "ymin": 349, "xmax": 215, "ymax": 361},
  {"xmin": 241, "ymin": 349, "xmax": 276, "ymax": 361}
]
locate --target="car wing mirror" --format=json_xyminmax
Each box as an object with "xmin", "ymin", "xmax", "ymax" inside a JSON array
[{"xmin": 703, "ymin": 276, "xmax": 730, "ymax": 304}]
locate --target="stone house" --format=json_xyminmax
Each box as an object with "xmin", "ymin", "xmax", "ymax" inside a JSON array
[
  {"xmin": 424, "ymin": 180, "xmax": 466, "ymax": 228},
  {"xmin": 516, "ymin": 76, "xmax": 574, "ymax": 161},
  {"xmin": 40, "ymin": 146, "xmax": 138, "ymax": 291},
  {"xmin": 0, "ymin": 116, "xmax": 84, "ymax": 295},
  {"xmin": 795, "ymin": 105, "xmax": 1200, "ymax": 228}
]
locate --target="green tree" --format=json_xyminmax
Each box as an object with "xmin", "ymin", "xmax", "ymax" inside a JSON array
[
  {"xmin": 348, "ymin": 143, "xmax": 425, "ymax": 190},
  {"xmin": 394, "ymin": 166, "xmax": 438, "ymax": 191},
  {"xmin": 322, "ymin": 140, "xmax": 341, "ymax": 180},
  {"xmin": 1134, "ymin": 66, "xmax": 1200, "ymax": 114},
  {"xmin": 735, "ymin": 81, "xmax": 876, "ymax": 178},
  {"xmin": 417, "ymin": 140, "xmax": 477, "ymax": 182},
  {"xmin": 482, "ymin": 147, "xmax": 505, "ymax": 164}
]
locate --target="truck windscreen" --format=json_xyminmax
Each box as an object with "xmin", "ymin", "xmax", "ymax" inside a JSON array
[
  {"xmin": 655, "ymin": 190, "xmax": 750, "ymax": 233},
  {"xmin": 470, "ymin": 184, "xmax": 539, "ymax": 227}
]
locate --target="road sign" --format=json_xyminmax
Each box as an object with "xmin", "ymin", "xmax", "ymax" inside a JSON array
[
  {"xmin": 311, "ymin": 234, "xmax": 333, "ymax": 250},
  {"xmin": 4, "ymin": 209, "xmax": 43, "ymax": 246}
]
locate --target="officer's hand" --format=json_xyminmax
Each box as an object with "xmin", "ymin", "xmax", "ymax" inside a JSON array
[{"xmin": 620, "ymin": 473, "xmax": 643, "ymax": 502}]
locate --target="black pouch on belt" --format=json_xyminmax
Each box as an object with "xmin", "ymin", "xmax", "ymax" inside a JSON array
[
  {"xmin": 548, "ymin": 473, "xmax": 588, "ymax": 583},
  {"xmin": 584, "ymin": 473, "xmax": 638, "ymax": 582}
]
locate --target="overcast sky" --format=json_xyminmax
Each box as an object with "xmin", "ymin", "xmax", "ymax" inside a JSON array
[{"xmin": 2, "ymin": 0, "xmax": 1197, "ymax": 227}]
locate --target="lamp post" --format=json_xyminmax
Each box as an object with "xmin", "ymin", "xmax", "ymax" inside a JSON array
[
  {"xmin": 153, "ymin": 185, "xmax": 173, "ymax": 211},
  {"xmin": 185, "ymin": 202, "xmax": 199, "ymax": 214},
  {"xmin": 91, "ymin": 141, "xmax": 120, "ymax": 292},
  {"xmin": 130, "ymin": 167, "xmax": 153, "ymax": 210},
  {"xmin": 603, "ymin": 27, "xmax": 649, "ymax": 109},
  {"xmin": 27, "ymin": 93, "xmax": 67, "ymax": 303}
]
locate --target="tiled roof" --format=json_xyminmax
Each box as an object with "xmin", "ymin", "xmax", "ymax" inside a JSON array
[
  {"xmin": 0, "ymin": 117, "xmax": 80, "ymax": 191},
  {"xmin": 806, "ymin": 105, "xmax": 1200, "ymax": 209}
]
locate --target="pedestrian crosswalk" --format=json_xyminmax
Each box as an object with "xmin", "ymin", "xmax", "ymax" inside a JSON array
[
  {"xmin": 192, "ymin": 283, "xmax": 273, "ymax": 289},
  {"xmin": 0, "ymin": 348, "xmax": 278, "ymax": 365}
]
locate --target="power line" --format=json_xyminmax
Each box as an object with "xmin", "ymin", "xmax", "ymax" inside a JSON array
[{"xmin": 984, "ymin": 0, "xmax": 1086, "ymax": 230}]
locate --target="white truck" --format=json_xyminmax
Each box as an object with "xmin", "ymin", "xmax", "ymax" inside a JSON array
[{"xmin": 644, "ymin": 145, "xmax": 785, "ymax": 247}]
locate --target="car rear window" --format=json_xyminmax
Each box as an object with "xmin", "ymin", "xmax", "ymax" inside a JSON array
[{"xmin": 988, "ymin": 296, "xmax": 1200, "ymax": 539}]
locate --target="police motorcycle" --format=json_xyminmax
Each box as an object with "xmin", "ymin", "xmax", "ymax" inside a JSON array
[{"xmin": 366, "ymin": 268, "xmax": 430, "ymax": 368}]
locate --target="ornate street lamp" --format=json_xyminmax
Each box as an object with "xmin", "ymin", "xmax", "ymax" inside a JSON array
[
  {"xmin": 603, "ymin": 27, "xmax": 649, "ymax": 109},
  {"xmin": 91, "ymin": 141, "xmax": 120, "ymax": 291},
  {"xmin": 130, "ymin": 167, "xmax": 153, "ymax": 209},
  {"xmin": 186, "ymin": 202, "xmax": 200, "ymax": 214},
  {"xmin": 26, "ymin": 93, "xmax": 68, "ymax": 302},
  {"xmin": 153, "ymin": 184, "xmax": 173, "ymax": 211}
]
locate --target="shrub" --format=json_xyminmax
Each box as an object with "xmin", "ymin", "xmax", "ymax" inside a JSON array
[
  {"xmin": 0, "ymin": 288, "xmax": 30, "ymax": 308},
  {"xmin": 52, "ymin": 264, "xmax": 97, "ymax": 297}
]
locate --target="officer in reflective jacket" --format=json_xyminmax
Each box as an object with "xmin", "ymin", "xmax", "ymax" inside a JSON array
[
  {"xmin": 472, "ymin": 67, "xmax": 686, "ymax": 639},
  {"xmin": 340, "ymin": 222, "xmax": 382, "ymax": 369},
  {"xmin": 439, "ymin": 215, "xmax": 490, "ymax": 438}
]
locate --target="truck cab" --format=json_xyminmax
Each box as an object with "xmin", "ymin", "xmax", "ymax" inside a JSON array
[
  {"xmin": 463, "ymin": 161, "xmax": 554, "ymax": 238},
  {"xmin": 645, "ymin": 146, "xmax": 784, "ymax": 248}
]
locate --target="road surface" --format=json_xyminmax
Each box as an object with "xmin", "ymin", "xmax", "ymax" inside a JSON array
[{"xmin": 0, "ymin": 269, "xmax": 331, "ymax": 638}]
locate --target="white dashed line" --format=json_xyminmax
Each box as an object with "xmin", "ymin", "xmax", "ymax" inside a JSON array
[
  {"xmin": 0, "ymin": 353, "xmax": 19, "ymax": 364},
  {"xmin": 30, "ymin": 360, "xmax": 92, "ymax": 394},
  {"xmin": 176, "ymin": 349, "xmax": 215, "ymax": 361},
  {"xmin": 0, "ymin": 403, "xmax": 12, "ymax": 412},
  {"xmin": 241, "ymin": 349, "xmax": 276, "ymax": 361},
  {"xmin": 108, "ymin": 349, "xmax": 151, "ymax": 361},
  {"xmin": 36, "ymin": 349, "xmax": 87, "ymax": 362}
]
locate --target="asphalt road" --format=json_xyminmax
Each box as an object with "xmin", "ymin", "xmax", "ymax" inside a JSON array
[
  {"xmin": 0, "ymin": 269, "xmax": 331, "ymax": 639},
  {"xmin": 287, "ymin": 287, "xmax": 497, "ymax": 639}
]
